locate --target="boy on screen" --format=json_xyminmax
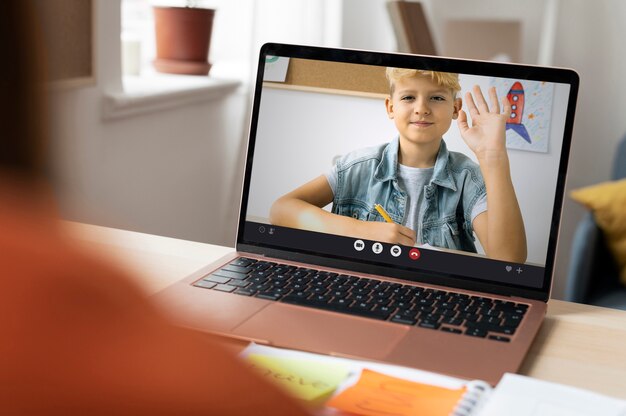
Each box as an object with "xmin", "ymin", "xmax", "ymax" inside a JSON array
[{"xmin": 270, "ymin": 68, "xmax": 526, "ymax": 263}]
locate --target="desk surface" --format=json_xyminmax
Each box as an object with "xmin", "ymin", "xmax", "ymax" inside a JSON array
[{"xmin": 63, "ymin": 222, "xmax": 626, "ymax": 400}]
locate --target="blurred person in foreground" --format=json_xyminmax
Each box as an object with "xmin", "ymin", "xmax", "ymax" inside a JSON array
[{"xmin": 0, "ymin": 2, "xmax": 309, "ymax": 414}]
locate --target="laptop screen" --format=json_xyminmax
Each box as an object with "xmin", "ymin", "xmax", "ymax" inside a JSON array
[{"xmin": 237, "ymin": 44, "xmax": 578, "ymax": 300}]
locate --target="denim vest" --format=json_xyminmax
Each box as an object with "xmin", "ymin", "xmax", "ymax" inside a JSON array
[{"xmin": 331, "ymin": 137, "xmax": 485, "ymax": 252}]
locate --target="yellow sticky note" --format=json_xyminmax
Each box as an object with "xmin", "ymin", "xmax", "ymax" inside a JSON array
[
  {"xmin": 327, "ymin": 369, "xmax": 465, "ymax": 416},
  {"xmin": 246, "ymin": 354, "xmax": 351, "ymax": 405}
]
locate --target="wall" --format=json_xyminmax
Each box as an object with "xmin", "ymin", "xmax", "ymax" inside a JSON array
[
  {"xmin": 49, "ymin": 0, "xmax": 249, "ymax": 246},
  {"xmin": 49, "ymin": 0, "xmax": 340, "ymax": 247},
  {"xmin": 51, "ymin": 89, "xmax": 248, "ymax": 245},
  {"xmin": 341, "ymin": 0, "xmax": 396, "ymax": 53}
]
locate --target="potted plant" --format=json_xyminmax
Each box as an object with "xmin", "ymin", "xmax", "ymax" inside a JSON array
[{"xmin": 153, "ymin": 0, "xmax": 216, "ymax": 75}]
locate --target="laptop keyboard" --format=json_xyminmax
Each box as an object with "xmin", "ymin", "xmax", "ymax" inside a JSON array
[{"xmin": 194, "ymin": 257, "xmax": 528, "ymax": 342}]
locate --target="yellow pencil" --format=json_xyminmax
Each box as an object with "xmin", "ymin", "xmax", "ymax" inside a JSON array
[{"xmin": 374, "ymin": 204, "xmax": 394, "ymax": 223}]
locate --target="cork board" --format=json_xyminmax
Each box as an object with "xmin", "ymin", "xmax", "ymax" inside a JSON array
[
  {"xmin": 34, "ymin": 0, "xmax": 95, "ymax": 87},
  {"xmin": 265, "ymin": 58, "xmax": 390, "ymax": 98}
]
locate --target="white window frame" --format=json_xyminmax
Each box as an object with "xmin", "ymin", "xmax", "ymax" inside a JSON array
[{"xmin": 111, "ymin": 0, "xmax": 342, "ymax": 119}]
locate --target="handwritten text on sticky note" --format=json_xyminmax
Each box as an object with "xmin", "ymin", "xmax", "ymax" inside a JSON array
[
  {"xmin": 246, "ymin": 354, "xmax": 350, "ymax": 403},
  {"xmin": 327, "ymin": 369, "xmax": 465, "ymax": 416}
]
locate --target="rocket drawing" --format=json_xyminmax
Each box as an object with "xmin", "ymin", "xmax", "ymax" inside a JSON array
[{"xmin": 505, "ymin": 82, "xmax": 532, "ymax": 143}]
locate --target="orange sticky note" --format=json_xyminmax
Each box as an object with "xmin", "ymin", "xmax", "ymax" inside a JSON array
[{"xmin": 327, "ymin": 369, "xmax": 465, "ymax": 416}]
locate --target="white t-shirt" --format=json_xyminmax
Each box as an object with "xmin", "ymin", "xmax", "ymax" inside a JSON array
[{"xmin": 326, "ymin": 164, "xmax": 487, "ymax": 242}]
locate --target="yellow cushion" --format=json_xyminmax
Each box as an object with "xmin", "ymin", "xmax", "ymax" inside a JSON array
[{"xmin": 570, "ymin": 178, "xmax": 626, "ymax": 286}]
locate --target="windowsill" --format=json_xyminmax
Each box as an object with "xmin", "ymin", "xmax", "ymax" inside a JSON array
[{"xmin": 103, "ymin": 73, "xmax": 242, "ymax": 120}]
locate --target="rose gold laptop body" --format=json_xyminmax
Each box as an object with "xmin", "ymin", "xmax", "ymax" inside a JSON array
[
  {"xmin": 155, "ymin": 44, "xmax": 578, "ymax": 385},
  {"xmin": 157, "ymin": 251, "xmax": 547, "ymax": 385}
]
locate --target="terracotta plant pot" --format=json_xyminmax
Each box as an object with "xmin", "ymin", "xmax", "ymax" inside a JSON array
[{"xmin": 153, "ymin": 6, "xmax": 215, "ymax": 76}]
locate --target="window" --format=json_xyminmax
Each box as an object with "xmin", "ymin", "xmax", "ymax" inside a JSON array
[{"xmin": 121, "ymin": 0, "xmax": 341, "ymax": 82}]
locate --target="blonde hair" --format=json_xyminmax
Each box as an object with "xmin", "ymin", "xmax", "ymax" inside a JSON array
[{"xmin": 385, "ymin": 67, "xmax": 461, "ymax": 98}]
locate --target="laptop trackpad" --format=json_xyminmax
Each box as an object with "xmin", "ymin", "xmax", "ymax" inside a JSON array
[{"xmin": 232, "ymin": 303, "xmax": 408, "ymax": 360}]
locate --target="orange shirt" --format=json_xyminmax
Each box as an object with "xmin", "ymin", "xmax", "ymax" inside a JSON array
[{"xmin": 0, "ymin": 183, "xmax": 309, "ymax": 415}]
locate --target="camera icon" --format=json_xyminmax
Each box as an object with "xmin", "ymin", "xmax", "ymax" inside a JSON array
[{"xmin": 354, "ymin": 239, "xmax": 365, "ymax": 252}]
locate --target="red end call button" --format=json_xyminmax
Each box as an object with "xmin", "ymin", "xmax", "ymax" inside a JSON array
[{"xmin": 408, "ymin": 248, "xmax": 421, "ymax": 261}]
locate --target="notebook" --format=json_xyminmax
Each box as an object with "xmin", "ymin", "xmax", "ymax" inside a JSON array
[
  {"xmin": 155, "ymin": 43, "xmax": 579, "ymax": 385},
  {"xmin": 242, "ymin": 342, "xmax": 484, "ymax": 415},
  {"xmin": 242, "ymin": 343, "xmax": 626, "ymax": 416}
]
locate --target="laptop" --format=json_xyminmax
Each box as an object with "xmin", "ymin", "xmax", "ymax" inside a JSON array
[{"xmin": 155, "ymin": 43, "xmax": 579, "ymax": 385}]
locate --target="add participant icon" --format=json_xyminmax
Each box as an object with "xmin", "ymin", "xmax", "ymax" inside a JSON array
[{"xmin": 408, "ymin": 248, "xmax": 421, "ymax": 261}]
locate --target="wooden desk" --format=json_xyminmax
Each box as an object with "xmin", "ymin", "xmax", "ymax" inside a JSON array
[{"xmin": 63, "ymin": 222, "xmax": 626, "ymax": 400}]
